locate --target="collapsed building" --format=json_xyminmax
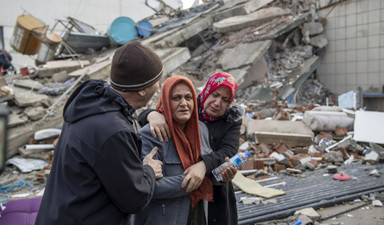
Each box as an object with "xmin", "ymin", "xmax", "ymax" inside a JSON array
[{"xmin": 0, "ymin": 0, "xmax": 383, "ymax": 224}]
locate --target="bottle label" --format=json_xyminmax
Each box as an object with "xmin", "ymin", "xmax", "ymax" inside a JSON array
[{"xmin": 231, "ymin": 157, "xmax": 244, "ymax": 168}]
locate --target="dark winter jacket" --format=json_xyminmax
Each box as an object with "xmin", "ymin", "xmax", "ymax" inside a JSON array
[
  {"xmin": 138, "ymin": 98, "xmax": 243, "ymax": 225},
  {"xmin": 198, "ymin": 98, "xmax": 242, "ymax": 225},
  {"xmin": 35, "ymin": 80, "xmax": 156, "ymax": 225}
]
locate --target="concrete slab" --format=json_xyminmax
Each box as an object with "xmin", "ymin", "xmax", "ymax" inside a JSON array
[
  {"xmin": 143, "ymin": 14, "xmax": 213, "ymax": 48},
  {"xmin": 279, "ymin": 56, "xmax": 321, "ymax": 101},
  {"xmin": 213, "ymin": 7, "xmax": 289, "ymax": 33},
  {"xmin": 241, "ymin": 57, "xmax": 269, "ymax": 88},
  {"xmin": 302, "ymin": 22, "xmax": 324, "ymax": 36},
  {"xmin": 14, "ymin": 92, "xmax": 50, "ymax": 107},
  {"xmin": 8, "ymin": 113, "xmax": 28, "ymax": 128},
  {"xmin": 24, "ymin": 106, "xmax": 45, "ymax": 121},
  {"xmin": 69, "ymin": 59, "xmax": 111, "ymax": 80},
  {"xmin": 13, "ymin": 79, "xmax": 44, "ymax": 90},
  {"xmin": 219, "ymin": 40, "xmax": 271, "ymax": 70},
  {"xmin": 7, "ymin": 108, "xmax": 64, "ymax": 158},
  {"xmin": 38, "ymin": 60, "xmax": 90, "ymax": 78},
  {"xmin": 254, "ymin": 13, "xmax": 311, "ymax": 40},
  {"xmin": 309, "ymin": 34, "xmax": 328, "ymax": 48},
  {"xmin": 155, "ymin": 47, "xmax": 191, "ymax": 75},
  {"xmin": 246, "ymin": 120, "xmax": 314, "ymax": 146},
  {"xmin": 303, "ymin": 111, "xmax": 355, "ymax": 131},
  {"xmin": 212, "ymin": 0, "xmax": 273, "ymax": 22}
]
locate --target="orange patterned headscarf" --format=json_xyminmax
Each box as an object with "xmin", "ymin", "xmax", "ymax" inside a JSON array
[{"xmin": 156, "ymin": 75, "xmax": 212, "ymax": 208}]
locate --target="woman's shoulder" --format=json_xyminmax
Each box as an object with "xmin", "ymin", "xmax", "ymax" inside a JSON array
[
  {"xmin": 139, "ymin": 124, "xmax": 158, "ymax": 141},
  {"xmin": 139, "ymin": 124, "xmax": 171, "ymax": 146}
]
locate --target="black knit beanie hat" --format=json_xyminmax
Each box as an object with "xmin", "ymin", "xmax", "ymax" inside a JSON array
[{"xmin": 110, "ymin": 41, "xmax": 163, "ymax": 92}]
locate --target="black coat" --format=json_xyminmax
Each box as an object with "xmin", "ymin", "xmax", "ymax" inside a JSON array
[
  {"xmin": 198, "ymin": 99, "xmax": 242, "ymax": 225},
  {"xmin": 35, "ymin": 80, "xmax": 156, "ymax": 225},
  {"xmin": 138, "ymin": 99, "xmax": 243, "ymax": 225}
]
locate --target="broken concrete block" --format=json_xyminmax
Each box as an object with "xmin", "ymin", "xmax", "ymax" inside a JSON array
[
  {"xmin": 13, "ymin": 79, "xmax": 44, "ymax": 90},
  {"xmin": 213, "ymin": 7, "xmax": 289, "ymax": 33},
  {"xmin": 246, "ymin": 85, "xmax": 275, "ymax": 101},
  {"xmin": 238, "ymin": 57, "xmax": 269, "ymax": 89},
  {"xmin": 24, "ymin": 106, "xmax": 45, "ymax": 121},
  {"xmin": 220, "ymin": 40, "xmax": 271, "ymax": 70},
  {"xmin": 270, "ymin": 152, "xmax": 285, "ymax": 162},
  {"xmin": 289, "ymin": 154, "xmax": 311, "ymax": 167},
  {"xmin": 309, "ymin": 34, "xmax": 328, "ymax": 48},
  {"xmin": 239, "ymin": 141, "xmax": 250, "ymax": 151},
  {"xmin": 14, "ymin": 92, "xmax": 50, "ymax": 107},
  {"xmin": 52, "ymin": 70, "xmax": 69, "ymax": 83},
  {"xmin": 322, "ymin": 151, "xmax": 344, "ymax": 164},
  {"xmin": 338, "ymin": 90, "xmax": 358, "ymax": 109},
  {"xmin": 156, "ymin": 47, "xmax": 191, "ymax": 75},
  {"xmin": 302, "ymin": 22, "xmax": 323, "ymax": 36},
  {"xmin": 294, "ymin": 207, "xmax": 320, "ymax": 219},
  {"xmin": 8, "ymin": 113, "xmax": 28, "ymax": 128},
  {"xmin": 38, "ymin": 60, "xmax": 90, "ymax": 78},
  {"xmin": 302, "ymin": 45, "xmax": 313, "ymax": 59},
  {"xmin": 69, "ymin": 59, "xmax": 112, "ymax": 80},
  {"xmin": 247, "ymin": 120, "xmax": 314, "ymax": 146},
  {"xmin": 363, "ymin": 150, "xmax": 379, "ymax": 164},
  {"xmin": 303, "ymin": 111, "xmax": 354, "ymax": 132},
  {"xmin": 311, "ymin": 106, "xmax": 343, "ymax": 112}
]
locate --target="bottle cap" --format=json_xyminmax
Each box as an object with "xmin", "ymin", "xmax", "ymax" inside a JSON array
[{"xmin": 244, "ymin": 150, "xmax": 251, "ymax": 157}]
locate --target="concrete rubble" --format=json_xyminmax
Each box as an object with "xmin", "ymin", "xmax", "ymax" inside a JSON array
[{"xmin": 0, "ymin": 0, "xmax": 383, "ymax": 224}]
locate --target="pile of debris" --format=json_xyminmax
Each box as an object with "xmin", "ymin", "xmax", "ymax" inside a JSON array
[{"xmin": 1, "ymin": 0, "xmax": 383, "ymax": 223}]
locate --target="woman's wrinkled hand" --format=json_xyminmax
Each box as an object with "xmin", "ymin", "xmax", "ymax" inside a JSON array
[
  {"xmin": 181, "ymin": 161, "xmax": 206, "ymax": 192},
  {"xmin": 147, "ymin": 111, "xmax": 171, "ymax": 142}
]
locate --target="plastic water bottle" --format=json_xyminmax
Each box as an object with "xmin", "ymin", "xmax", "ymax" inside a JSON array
[{"xmin": 212, "ymin": 151, "xmax": 251, "ymax": 182}]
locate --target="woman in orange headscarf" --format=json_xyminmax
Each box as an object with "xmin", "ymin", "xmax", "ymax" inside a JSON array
[
  {"xmin": 131, "ymin": 76, "xmax": 213, "ymax": 225},
  {"xmin": 138, "ymin": 72, "xmax": 243, "ymax": 225}
]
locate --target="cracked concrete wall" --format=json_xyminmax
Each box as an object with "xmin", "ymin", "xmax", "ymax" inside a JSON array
[{"xmin": 317, "ymin": 0, "xmax": 384, "ymax": 95}]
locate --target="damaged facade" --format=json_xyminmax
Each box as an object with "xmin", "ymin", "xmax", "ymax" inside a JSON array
[{"xmin": 0, "ymin": 0, "xmax": 384, "ymax": 224}]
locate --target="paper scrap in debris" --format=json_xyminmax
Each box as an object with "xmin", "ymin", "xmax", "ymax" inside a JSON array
[
  {"xmin": 232, "ymin": 172, "xmax": 286, "ymax": 198},
  {"xmin": 354, "ymin": 111, "xmax": 384, "ymax": 144}
]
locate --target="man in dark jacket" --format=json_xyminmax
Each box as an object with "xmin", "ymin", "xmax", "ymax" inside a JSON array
[{"xmin": 35, "ymin": 41, "xmax": 164, "ymax": 225}]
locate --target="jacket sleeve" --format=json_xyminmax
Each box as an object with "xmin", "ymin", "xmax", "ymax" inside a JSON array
[
  {"xmin": 140, "ymin": 125, "xmax": 189, "ymax": 199},
  {"xmin": 93, "ymin": 130, "xmax": 156, "ymax": 214},
  {"xmin": 152, "ymin": 175, "xmax": 189, "ymax": 199},
  {"xmin": 200, "ymin": 119, "xmax": 242, "ymax": 178}
]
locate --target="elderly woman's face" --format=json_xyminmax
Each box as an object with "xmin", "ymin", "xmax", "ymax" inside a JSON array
[
  {"xmin": 203, "ymin": 86, "xmax": 231, "ymax": 118},
  {"xmin": 171, "ymin": 82, "xmax": 194, "ymax": 129}
]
